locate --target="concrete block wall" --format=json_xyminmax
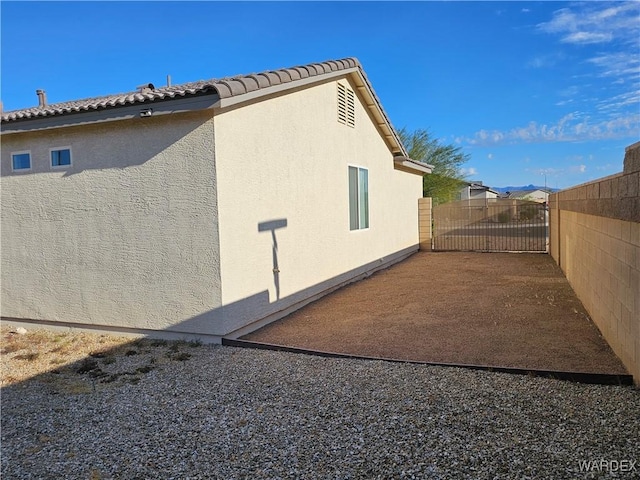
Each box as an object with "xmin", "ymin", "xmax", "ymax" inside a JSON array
[
  {"xmin": 418, "ymin": 197, "xmax": 432, "ymax": 251},
  {"xmin": 549, "ymin": 141, "xmax": 640, "ymax": 383}
]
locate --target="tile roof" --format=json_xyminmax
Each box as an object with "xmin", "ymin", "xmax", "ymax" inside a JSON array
[
  {"xmin": 1, "ymin": 57, "xmax": 423, "ymax": 166},
  {"xmin": 1, "ymin": 58, "xmax": 360, "ymax": 123},
  {"xmin": 507, "ymin": 189, "xmax": 549, "ymax": 198}
]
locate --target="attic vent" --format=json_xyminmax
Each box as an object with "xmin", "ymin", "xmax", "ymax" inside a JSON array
[
  {"xmin": 337, "ymin": 83, "xmax": 355, "ymax": 127},
  {"xmin": 137, "ymin": 83, "xmax": 155, "ymax": 93}
]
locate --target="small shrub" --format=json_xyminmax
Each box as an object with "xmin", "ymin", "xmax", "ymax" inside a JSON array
[
  {"xmin": 15, "ymin": 352, "xmax": 39, "ymax": 361},
  {"xmin": 88, "ymin": 368, "xmax": 107, "ymax": 379},
  {"xmin": 102, "ymin": 374, "xmax": 122, "ymax": 383},
  {"xmin": 1, "ymin": 344, "xmax": 22, "ymax": 355},
  {"xmin": 171, "ymin": 352, "xmax": 191, "ymax": 361},
  {"xmin": 76, "ymin": 358, "xmax": 99, "ymax": 374},
  {"xmin": 519, "ymin": 206, "xmax": 536, "ymax": 221},
  {"xmin": 497, "ymin": 212, "xmax": 510, "ymax": 223}
]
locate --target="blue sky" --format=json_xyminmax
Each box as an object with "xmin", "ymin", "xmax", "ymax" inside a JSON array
[{"xmin": 2, "ymin": 1, "xmax": 638, "ymax": 189}]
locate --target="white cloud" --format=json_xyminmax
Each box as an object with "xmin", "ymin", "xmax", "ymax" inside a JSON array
[
  {"xmin": 538, "ymin": 8, "xmax": 576, "ymax": 34},
  {"xmin": 597, "ymin": 88, "xmax": 640, "ymax": 113},
  {"xmin": 460, "ymin": 167, "xmax": 478, "ymax": 177},
  {"xmin": 538, "ymin": 3, "xmax": 639, "ymax": 43},
  {"xmin": 521, "ymin": 8, "xmax": 530, "ymax": 13},
  {"xmin": 518, "ymin": 2, "xmax": 640, "ymax": 141},
  {"xmin": 526, "ymin": 52, "xmax": 565, "ymax": 69},
  {"xmin": 558, "ymin": 86, "xmax": 580, "ymax": 97},
  {"xmin": 562, "ymin": 31, "xmax": 612, "ymax": 45},
  {"xmin": 526, "ymin": 164, "xmax": 587, "ymax": 178},
  {"xmin": 588, "ymin": 52, "xmax": 640, "ymax": 79},
  {"xmin": 487, "ymin": 153, "xmax": 493, "ymax": 160},
  {"xmin": 527, "ymin": 57, "xmax": 545, "ymax": 69},
  {"xmin": 467, "ymin": 112, "xmax": 640, "ymax": 146},
  {"xmin": 537, "ymin": 3, "xmax": 639, "ymax": 118},
  {"xmin": 527, "ymin": 167, "xmax": 562, "ymax": 177}
]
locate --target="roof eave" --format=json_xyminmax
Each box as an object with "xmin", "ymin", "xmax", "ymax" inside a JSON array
[
  {"xmin": 0, "ymin": 94, "xmax": 220, "ymax": 134},
  {"xmin": 348, "ymin": 69, "xmax": 409, "ymax": 158},
  {"xmin": 393, "ymin": 156, "xmax": 433, "ymax": 175},
  {"xmin": 1, "ymin": 58, "xmax": 412, "ymax": 159}
]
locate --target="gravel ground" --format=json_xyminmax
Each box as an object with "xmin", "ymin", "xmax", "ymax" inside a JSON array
[{"xmin": 2, "ymin": 342, "xmax": 639, "ymax": 480}]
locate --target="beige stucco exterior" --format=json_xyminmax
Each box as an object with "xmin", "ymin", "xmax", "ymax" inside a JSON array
[
  {"xmin": 1, "ymin": 111, "xmax": 223, "ymax": 337},
  {"xmin": 213, "ymin": 78, "xmax": 422, "ymax": 335},
  {"xmin": 1, "ymin": 73, "xmax": 424, "ymax": 340}
]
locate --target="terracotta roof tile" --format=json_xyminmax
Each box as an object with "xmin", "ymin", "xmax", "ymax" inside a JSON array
[{"xmin": 1, "ymin": 57, "xmax": 360, "ymax": 123}]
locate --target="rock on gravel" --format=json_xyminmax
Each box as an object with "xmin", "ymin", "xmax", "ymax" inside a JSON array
[{"xmin": 2, "ymin": 345, "xmax": 639, "ymax": 479}]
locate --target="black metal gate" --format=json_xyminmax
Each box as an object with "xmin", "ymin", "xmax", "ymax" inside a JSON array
[{"xmin": 432, "ymin": 199, "xmax": 548, "ymax": 252}]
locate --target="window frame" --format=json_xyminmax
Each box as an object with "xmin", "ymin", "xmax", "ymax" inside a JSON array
[
  {"xmin": 11, "ymin": 150, "xmax": 32, "ymax": 172},
  {"xmin": 50, "ymin": 146, "xmax": 73, "ymax": 169},
  {"xmin": 348, "ymin": 165, "xmax": 369, "ymax": 231}
]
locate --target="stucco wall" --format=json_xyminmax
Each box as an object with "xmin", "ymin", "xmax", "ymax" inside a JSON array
[
  {"xmin": 213, "ymin": 77, "xmax": 423, "ymax": 334},
  {"xmin": 1, "ymin": 111, "xmax": 222, "ymax": 336},
  {"xmin": 549, "ymin": 142, "xmax": 639, "ymax": 383}
]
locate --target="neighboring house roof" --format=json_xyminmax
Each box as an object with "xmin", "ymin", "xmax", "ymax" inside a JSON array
[
  {"xmin": 464, "ymin": 182, "xmax": 499, "ymax": 195},
  {"xmin": 507, "ymin": 189, "xmax": 550, "ymax": 198},
  {"xmin": 1, "ymin": 58, "xmax": 431, "ymax": 174}
]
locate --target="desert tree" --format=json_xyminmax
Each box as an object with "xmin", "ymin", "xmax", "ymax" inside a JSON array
[{"xmin": 398, "ymin": 128, "xmax": 469, "ymax": 205}]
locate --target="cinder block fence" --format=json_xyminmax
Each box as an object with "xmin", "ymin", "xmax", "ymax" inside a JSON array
[{"xmin": 549, "ymin": 142, "xmax": 640, "ymax": 384}]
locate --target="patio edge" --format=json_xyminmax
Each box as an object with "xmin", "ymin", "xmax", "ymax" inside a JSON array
[{"xmin": 221, "ymin": 338, "xmax": 634, "ymax": 386}]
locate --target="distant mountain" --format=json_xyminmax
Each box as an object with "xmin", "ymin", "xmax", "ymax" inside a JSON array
[{"xmin": 492, "ymin": 184, "xmax": 559, "ymax": 193}]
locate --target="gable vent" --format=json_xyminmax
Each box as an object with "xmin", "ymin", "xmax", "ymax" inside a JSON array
[{"xmin": 337, "ymin": 82, "xmax": 355, "ymax": 127}]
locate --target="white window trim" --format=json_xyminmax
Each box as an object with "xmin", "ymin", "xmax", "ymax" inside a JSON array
[
  {"xmin": 348, "ymin": 164, "xmax": 370, "ymax": 232},
  {"xmin": 49, "ymin": 146, "xmax": 73, "ymax": 169},
  {"xmin": 11, "ymin": 150, "xmax": 32, "ymax": 172}
]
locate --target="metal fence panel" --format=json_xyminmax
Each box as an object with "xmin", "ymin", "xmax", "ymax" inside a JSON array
[{"xmin": 432, "ymin": 199, "xmax": 548, "ymax": 252}]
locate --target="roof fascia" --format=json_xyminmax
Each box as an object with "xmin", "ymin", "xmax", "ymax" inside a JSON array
[
  {"xmin": 349, "ymin": 72, "xmax": 408, "ymax": 158},
  {"xmin": 1, "ymin": 95, "xmax": 219, "ymax": 134},
  {"xmin": 393, "ymin": 156, "xmax": 433, "ymax": 175}
]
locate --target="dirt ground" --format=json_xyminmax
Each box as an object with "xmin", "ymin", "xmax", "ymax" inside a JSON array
[
  {"xmin": 244, "ymin": 252, "xmax": 629, "ymax": 375},
  {"xmin": 0, "ymin": 326, "xmax": 202, "ymax": 390}
]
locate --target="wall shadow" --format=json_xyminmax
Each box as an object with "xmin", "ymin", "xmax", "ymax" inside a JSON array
[
  {"xmin": 2, "ymin": 245, "xmax": 417, "ymax": 342},
  {"xmin": 1, "ymin": 248, "xmax": 410, "ymax": 395},
  {"xmin": 0, "ymin": 110, "xmax": 211, "ymax": 178},
  {"xmin": 258, "ymin": 219, "xmax": 288, "ymax": 301}
]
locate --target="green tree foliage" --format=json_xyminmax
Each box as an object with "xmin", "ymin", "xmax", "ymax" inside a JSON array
[{"xmin": 398, "ymin": 128, "xmax": 470, "ymax": 205}]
